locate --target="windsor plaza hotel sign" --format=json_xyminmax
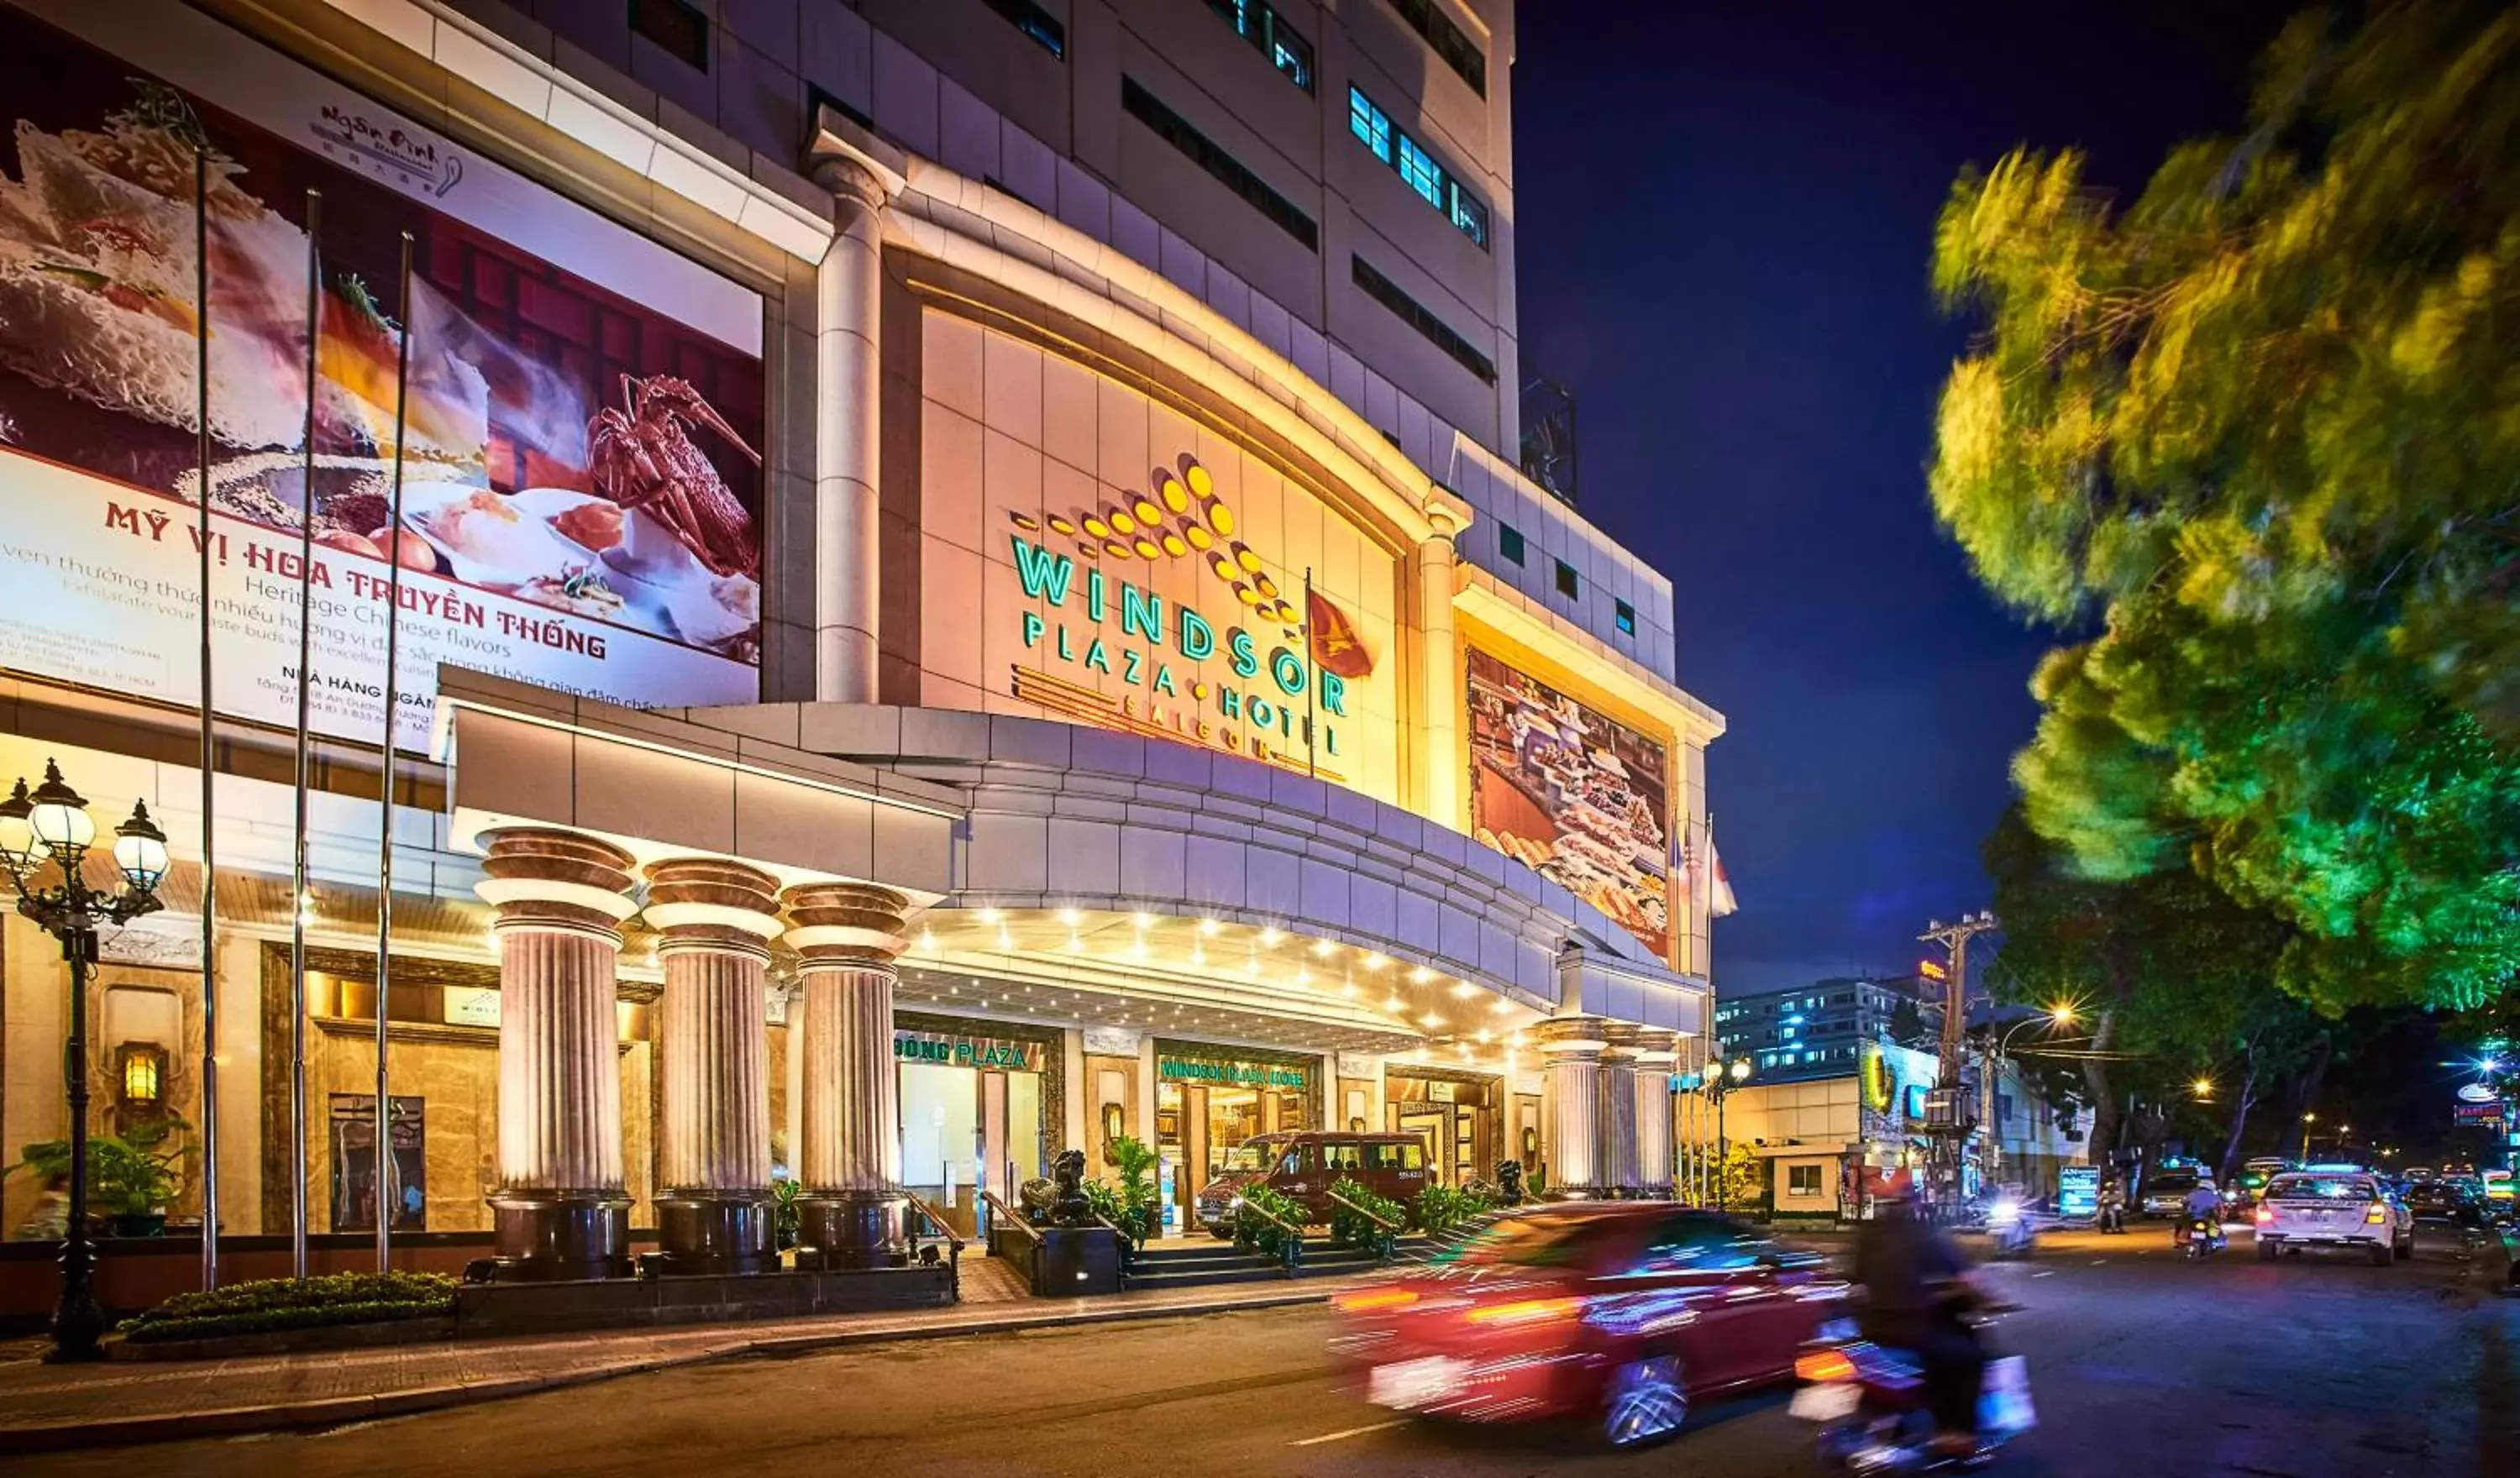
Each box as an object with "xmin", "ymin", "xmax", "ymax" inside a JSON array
[{"xmin": 999, "ymin": 453, "xmax": 1389, "ymax": 789}]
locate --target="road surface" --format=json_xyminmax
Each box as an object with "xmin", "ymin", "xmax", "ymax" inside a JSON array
[{"xmin": 20, "ymin": 1225, "xmax": 2517, "ymax": 1476}]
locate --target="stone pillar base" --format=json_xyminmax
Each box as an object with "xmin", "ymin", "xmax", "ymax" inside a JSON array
[
  {"xmin": 488, "ymin": 1191, "xmax": 634, "ymax": 1281},
  {"xmin": 653, "ymin": 1192, "xmax": 779, "ymax": 1276},
  {"xmin": 792, "ymin": 1190, "xmax": 907, "ymax": 1270}
]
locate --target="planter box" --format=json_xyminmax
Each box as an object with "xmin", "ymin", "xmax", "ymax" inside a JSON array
[{"xmin": 1029, "ymin": 1227, "xmax": 1121, "ymax": 1297}]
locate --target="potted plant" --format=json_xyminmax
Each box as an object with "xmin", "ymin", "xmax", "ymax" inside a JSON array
[
  {"xmin": 1106, "ymin": 1134, "xmax": 1159, "ymax": 1246},
  {"xmin": 8, "ymin": 1115, "xmax": 186, "ymax": 1237}
]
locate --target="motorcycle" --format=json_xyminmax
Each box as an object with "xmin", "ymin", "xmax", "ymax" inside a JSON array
[
  {"xmin": 1794, "ymin": 1306, "xmax": 2035, "ymax": 1473},
  {"xmin": 2181, "ymin": 1213, "xmax": 2224, "ymax": 1259},
  {"xmin": 2096, "ymin": 1201, "xmax": 2128, "ymax": 1234},
  {"xmin": 1985, "ymin": 1198, "xmax": 2036, "ymax": 1260}
]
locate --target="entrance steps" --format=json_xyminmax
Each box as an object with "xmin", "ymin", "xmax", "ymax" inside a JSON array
[{"xmin": 1120, "ymin": 1234, "xmax": 1436, "ymax": 1291}]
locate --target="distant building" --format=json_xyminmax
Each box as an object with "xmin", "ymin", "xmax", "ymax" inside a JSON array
[{"xmin": 1714, "ymin": 976, "xmax": 1941, "ymax": 1084}]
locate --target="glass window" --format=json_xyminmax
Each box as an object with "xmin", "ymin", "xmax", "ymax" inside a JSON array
[
  {"xmin": 1614, "ymin": 599, "xmax": 1635, "ymax": 634},
  {"xmin": 1619, "ymin": 1213, "xmax": 1761, "ymax": 1274},
  {"xmin": 1348, "ymin": 86, "xmax": 1392, "ymax": 162},
  {"xmin": 1788, "ymin": 1164, "xmax": 1824, "ymax": 1196},
  {"xmin": 1446, "ymin": 1213, "xmax": 1617, "ymax": 1268},
  {"xmin": 1326, "ymin": 1141, "xmax": 1365, "ymax": 1172},
  {"xmin": 1450, "ymin": 185, "xmax": 1489, "ymax": 247},
  {"xmin": 1397, "ymin": 135, "xmax": 1445, "ymax": 209},
  {"xmin": 1403, "ymin": 1142, "xmax": 1425, "ymax": 1170},
  {"xmin": 1498, "ymin": 523, "xmax": 1525, "ymax": 564},
  {"xmin": 1555, "ymin": 559, "xmax": 1580, "ymax": 599}
]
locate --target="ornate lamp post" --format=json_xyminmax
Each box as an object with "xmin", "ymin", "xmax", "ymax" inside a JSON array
[{"xmin": 0, "ymin": 761, "xmax": 171, "ymax": 1362}]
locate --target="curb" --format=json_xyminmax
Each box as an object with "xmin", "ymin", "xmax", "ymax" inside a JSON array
[{"xmin": 3, "ymin": 1287, "xmax": 1341, "ymax": 1453}]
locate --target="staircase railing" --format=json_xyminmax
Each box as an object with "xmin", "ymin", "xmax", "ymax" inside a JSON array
[
  {"xmin": 900, "ymin": 1190, "xmax": 966, "ymax": 1301},
  {"xmin": 1326, "ymin": 1186, "xmax": 1404, "ymax": 1263},
  {"xmin": 1235, "ymin": 1200, "xmax": 1306, "ymax": 1276}
]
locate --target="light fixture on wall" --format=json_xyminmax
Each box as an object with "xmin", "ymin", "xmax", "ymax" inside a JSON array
[{"xmin": 117, "ymin": 1041, "xmax": 167, "ymax": 1114}]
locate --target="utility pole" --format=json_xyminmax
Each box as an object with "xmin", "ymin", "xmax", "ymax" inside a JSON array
[{"xmin": 1918, "ymin": 911, "xmax": 1998, "ymax": 1219}]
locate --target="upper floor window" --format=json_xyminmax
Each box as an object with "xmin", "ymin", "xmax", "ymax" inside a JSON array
[
  {"xmin": 630, "ymin": 0, "xmax": 708, "ymax": 71},
  {"xmin": 1347, "ymin": 86, "xmax": 1489, "ymax": 250},
  {"xmin": 1555, "ymin": 559, "xmax": 1580, "ymax": 600},
  {"xmin": 1124, "ymin": 78, "xmax": 1319, "ymax": 250},
  {"xmin": 981, "ymin": 0, "xmax": 1066, "ymax": 58},
  {"xmin": 1205, "ymin": 0, "xmax": 1315, "ymax": 92},
  {"xmin": 1380, "ymin": 0, "xmax": 1488, "ymax": 97},
  {"xmin": 1497, "ymin": 523, "xmax": 1526, "ymax": 565},
  {"xmin": 1614, "ymin": 599, "xmax": 1636, "ymax": 635}
]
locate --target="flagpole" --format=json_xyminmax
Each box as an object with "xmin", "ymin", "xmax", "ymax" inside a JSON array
[
  {"xmin": 286, "ymin": 189, "xmax": 321, "ymax": 1282},
  {"xmin": 1301, "ymin": 567, "xmax": 1318, "ymax": 778},
  {"xmin": 372, "ymin": 232, "xmax": 417, "ymax": 1273},
  {"xmin": 192, "ymin": 148, "xmax": 222, "ymax": 1294}
]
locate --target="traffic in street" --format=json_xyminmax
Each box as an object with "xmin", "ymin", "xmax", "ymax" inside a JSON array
[{"xmin": 15, "ymin": 1219, "xmax": 2511, "ymax": 1478}]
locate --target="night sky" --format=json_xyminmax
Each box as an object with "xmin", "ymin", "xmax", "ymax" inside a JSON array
[{"xmin": 1515, "ymin": 3, "xmax": 2299, "ymax": 996}]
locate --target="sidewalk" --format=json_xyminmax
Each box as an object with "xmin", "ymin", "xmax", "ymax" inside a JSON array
[{"xmin": 0, "ymin": 1271, "xmax": 1376, "ymax": 1453}]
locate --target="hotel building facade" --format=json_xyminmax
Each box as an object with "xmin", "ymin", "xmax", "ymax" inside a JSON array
[{"xmin": 0, "ymin": 0, "xmax": 1725, "ymax": 1287}]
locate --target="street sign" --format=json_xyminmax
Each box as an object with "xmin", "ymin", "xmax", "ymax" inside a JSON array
[{"xmin": 2059, "ymin": 1165, "xmax": 2098, "ymax": 1219}]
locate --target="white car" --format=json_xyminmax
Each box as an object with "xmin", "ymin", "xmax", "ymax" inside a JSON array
[{"xmin": 2251, "ymin": 1171, "xmax": 2415, "ymax": 1266}]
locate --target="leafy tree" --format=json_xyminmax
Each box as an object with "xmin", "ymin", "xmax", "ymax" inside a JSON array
[{"xmin": 1931, "ymin": 3, "xmax": 2520, "ymax": 1013}]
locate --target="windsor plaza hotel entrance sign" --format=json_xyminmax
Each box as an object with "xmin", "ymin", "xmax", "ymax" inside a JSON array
[{"xmin": 1000, "ymin": 452, "xmax": 1390, "ymax": 789}]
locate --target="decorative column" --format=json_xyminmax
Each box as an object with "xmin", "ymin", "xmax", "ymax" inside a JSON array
[
  {"xmin": 647, "ymin": 858, "xmax": 785, "ymax": 1275},
  {"xmin": 806, "ymin": 121, "xmax": 903, "ymax": 704},
  {"xmin": 1597, "ymin": 1022, "xmax": 1642, "ymax": 1198},
  {"xmin": 1633, "ymin": 1029, "xmax": 1679, "ymax": 1199},
  {"xmin": 1415, "ymin": 504, "xmax": 1463, "ymax": 825},
  {"xmin": 784, "ymin": 881, "xmax": 911, "ymax": 1268},
  {"xmin": 1536, "ymin": 1017, "xmax": 1607, "ymax": 1198},
  {"xmin": 476, "ymin": 829, "xmax": 639, "ymax": 1281}
]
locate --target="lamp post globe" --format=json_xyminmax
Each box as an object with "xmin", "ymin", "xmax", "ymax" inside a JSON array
[{"xmin": 0, "ymin": 760, "xmax": 169, "ymax": 1362}]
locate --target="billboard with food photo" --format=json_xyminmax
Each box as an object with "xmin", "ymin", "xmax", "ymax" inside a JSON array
[
  {"xmin": 0, "ymin": 0, "xmax": 764, "ymax": 748},
  {"xmin": 1466, "ymin": 647, "xmax": 1673, "ymax": 960}
]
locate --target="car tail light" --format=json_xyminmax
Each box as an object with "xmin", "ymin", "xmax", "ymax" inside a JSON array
[
  {"xmin": 2253, "ymin": 1207, "xmax": 2274, "ymax": 1225},
  {"xmin": 1464, "ymin": 1296, "xmax": 1584, "ymax": 1328},
  {"xmin": 1337, "ymin": 1289, "xmax": 1418, "ymax": 1313},
  {"xmin": 1796, "ymin": 1349, "xmax": 1857, "ymax": 1384},
  {"xmin": 2365, "ymin": 1203, "xmax": 2389, "ymax": 1224}
]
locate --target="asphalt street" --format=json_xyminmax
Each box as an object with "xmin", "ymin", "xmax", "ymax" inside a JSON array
[{"xmin": 20, "ymin": 1226, "xmax": 2517, "ymax": 1477}]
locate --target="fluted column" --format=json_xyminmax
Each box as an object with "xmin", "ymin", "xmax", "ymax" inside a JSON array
[
  {"xmin": 1537, "ymin": 1017, "xmax": 1607, "ymax": 1198},
  {"xmin": 647, "ymin": 857, "xmax": 784, "ymax": 1275},
  {"xmin": 784, "ymin": 881, "xmax": 911, "ymax": 1268},
  {"xmin": 477, "ymin": 829, "xmax": 639, "ymax": 1281},
  {"xmin": 1598, "ymin": 1023, "xmax": 1643, "ymax": 1197},
  {"xmin": 1633, "ymin": 1029, "xmax": 1679, "ymax": 1199},
  {"xmin": 806, "ymin": 132, "xmax": 900, "ymax": 703}
]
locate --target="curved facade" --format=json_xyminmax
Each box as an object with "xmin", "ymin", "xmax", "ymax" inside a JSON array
[{"xmin": 0, "ymin": 0, "xmax": 1728, "ymax": 1279}]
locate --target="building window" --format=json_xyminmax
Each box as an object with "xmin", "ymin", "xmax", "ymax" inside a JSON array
[
  {"xmin": 1380, "ymin": 0, "xmax": 1487, "ymax": 97},
  {"xmin": 1788, "ymin": 1164, "xmax": 1823, "ymax": 1197},
  {"xmin": 629, "ymin": 0, "xmax": 708, "ymax": 71},
  {"xmin": 1351, "ymin": 254, "xmax": 1495, "ymax": 382},
  {"xmin": 1498, "ymin": 523, "xmax": 1525, "ymax": 565},
  {"xmin": 982, "ymin": 0, "xmax": 1067, "ymax": 59},
  {"xmin": 1124, "ymin": 79, "xmax": 1319, "ymax": 250},
  {"xmin": 1614, "ymin": 599, "xmax": 1635, "ymax": 634},
  {"xmin": 1347, "ymin": 87, "xmax": 1489, "ymax": 249},
  {"xmin": 1555, "ymin": 559, "xmax": 1579, "ymax": 599},
  {"xmin": 1205, "ymin": 0, "xmax": 1315, "ymax": 92}
]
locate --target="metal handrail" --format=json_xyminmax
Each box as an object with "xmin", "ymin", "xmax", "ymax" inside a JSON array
[
  {"xmin": 1232, "ymin": 1198, "xmax": 1307, "ymax": 1275},
  {"xmin": 977, "ymin": 1189, "xmax": 1042, "ymax": 1246},
  {"xmin": 1326, "ymin": 1185, "xmax": 1404, "ymax": 1262},
  {"xmin": 900, "ymin": 1190, "xmax": 966, "ymax": 1302}
]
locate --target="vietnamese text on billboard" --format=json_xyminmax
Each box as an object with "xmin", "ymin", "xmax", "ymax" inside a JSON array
[{"xmin": 0, "ymin": 0, "xmax": 765, "ymax": 748}]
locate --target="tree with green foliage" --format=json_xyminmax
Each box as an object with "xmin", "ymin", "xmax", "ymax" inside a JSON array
[{"xmin": 1931, "ymin": 3, "xmax": 2520, "ymax": 1014}]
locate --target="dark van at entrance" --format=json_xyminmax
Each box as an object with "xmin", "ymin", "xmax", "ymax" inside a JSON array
[{"xmin": 1194, "ymin": 1132, "xmax": 1431, "ymax": 1235}]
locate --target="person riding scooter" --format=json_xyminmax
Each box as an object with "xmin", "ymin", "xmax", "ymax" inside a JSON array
[
  {"xmin": 1850, "ymin": 1174, "xmax": 1992, "ymax": 1462},
  {"xmin": 2177, "ymin": 1181, "xmax": 2224, "ymax": 1250}
]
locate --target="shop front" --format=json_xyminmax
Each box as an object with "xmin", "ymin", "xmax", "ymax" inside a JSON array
[
  {"xmin": 1153, "ymin": 1043, "xmax": 1320, "ymax": 1231},
  {"xmin": 892, "ymin": 1014, "xmax": 1058, "ymax": 1239},
  {"xmin": 1384, "ymin": 1066, "xmax": 1514, "ymax": 1188}
]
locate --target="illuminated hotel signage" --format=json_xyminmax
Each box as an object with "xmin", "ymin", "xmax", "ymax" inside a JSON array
[
  {"xmin": 1001, "ymin": 453, "xmax": 1378, "ymax": 781},
  {"xmin": 894, "ymin": 1030, "xmax": 1042, "ymax": 1072},
  {"xmin": 1158, "ymin": 1056, "xmax": 1309, "ymax": 1089}
]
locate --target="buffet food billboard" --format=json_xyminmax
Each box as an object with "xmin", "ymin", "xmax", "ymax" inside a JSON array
[
  {"xmin": 1466, "ymin": 647, "xmax": 1673, "ymax": 960},
  {"xmin": 0, "ymin": 0, "xmax": 765, "ymax": 749}
]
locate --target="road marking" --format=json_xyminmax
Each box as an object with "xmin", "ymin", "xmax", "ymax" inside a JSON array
[
  {"xmin": 2031, "ymin": 1270, "xmax": 2056, "ymax": 1277},
  {"xmin": 1292, "ymin": 1420, "xmax": 1405, "ymax": 1446}
]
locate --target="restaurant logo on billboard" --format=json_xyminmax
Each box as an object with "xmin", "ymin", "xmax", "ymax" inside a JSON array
[{"xmin": 1003, "ymin": 453, "xmax": 1376, "ymax": 779}]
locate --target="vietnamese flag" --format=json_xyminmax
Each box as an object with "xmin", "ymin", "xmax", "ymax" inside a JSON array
[{"xmin": 1307, "ymin": 587, "xmax": 1375, "ymax": 679}]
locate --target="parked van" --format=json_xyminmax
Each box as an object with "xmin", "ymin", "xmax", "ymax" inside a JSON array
[{"xmin": 1191, "ymin": 1131, "xmax": 1432, "ymax": 1236}]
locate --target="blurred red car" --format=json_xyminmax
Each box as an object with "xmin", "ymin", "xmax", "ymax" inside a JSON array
[{"xmin": 1330, "ymin": 1203, "xmax": 1848, "ymax": 1449}]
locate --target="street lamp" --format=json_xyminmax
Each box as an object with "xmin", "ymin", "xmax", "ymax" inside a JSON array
[
  {"xmin": 2192, "ymin": 1077, "xmax": 2215, "ymax": 1101},
  {"xmin": 1708, "ymin": 1056, "xmax": 1753, "ymax": 1212},
  {"xmin": 0, "ymin": 761, "xmax": 170, "ymax": 1362}
]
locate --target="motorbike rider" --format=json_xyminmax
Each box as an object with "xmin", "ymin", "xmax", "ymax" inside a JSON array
[
  {"xmin": 1850, "ymin": 1173, "xmax": 1990, "ymax": 1460},
  {"xmin": 2179, "ymin": 1181, "xmax": 2224, "ymax": 1248},
  {"xmin": 2097, "ymin": 1177, "xmax": 2127, "ymax": 1233}
]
